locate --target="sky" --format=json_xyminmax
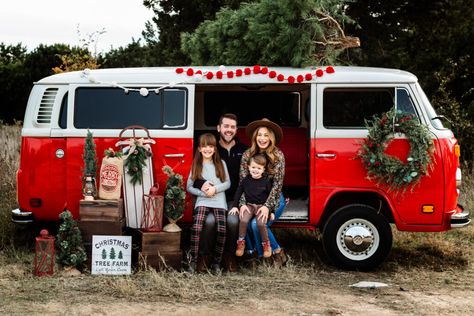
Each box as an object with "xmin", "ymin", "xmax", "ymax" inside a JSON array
[{"xmin": 0, "ymin": 0, "xmax": 155, "ymax": 54}]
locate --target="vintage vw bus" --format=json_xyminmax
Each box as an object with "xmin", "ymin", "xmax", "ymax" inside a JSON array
[{"xmin": 12, "ymin": 66, "xmax": 470, "ymax": 269}]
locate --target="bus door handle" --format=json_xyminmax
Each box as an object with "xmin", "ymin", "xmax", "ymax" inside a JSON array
[
  {"xmin": 316, "ymin": 153, "xmax": 336, "ymax": 158},
  {"xmin": 164, "ymin": 153, "xmax": 185, "ymax": 158}
]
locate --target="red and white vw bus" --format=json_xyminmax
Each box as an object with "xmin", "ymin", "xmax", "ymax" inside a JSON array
[{"xmin": 12, "ymin": 66, "xmax": 470, "ymax": 269}]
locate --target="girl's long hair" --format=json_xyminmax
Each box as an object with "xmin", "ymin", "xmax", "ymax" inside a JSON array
[
  {"xmin": 191, "ymin": 133, "xmax": 226, "ymax": 182},
  {"xmin": 248, "ymin": 127, "xmax": 278, "ymax": 175}
]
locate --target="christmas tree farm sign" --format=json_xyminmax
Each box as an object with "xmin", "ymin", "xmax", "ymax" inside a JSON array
[{"xmin": 91, "ymin": 235, "xmax": 132, "ymax": 275}]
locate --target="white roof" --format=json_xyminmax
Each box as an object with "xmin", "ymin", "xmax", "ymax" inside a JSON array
[{"xmin": 36, "ymin": 66, "xmax": 418, "ymax": 85}]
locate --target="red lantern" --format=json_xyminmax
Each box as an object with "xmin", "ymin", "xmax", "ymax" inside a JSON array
[
  {"xmin": 34, "ymin": 229, "xmax": 55, "ymax": 276},
  {"xmin": 141, "ymin": 184, "xmax": 164, "ymax": 232}
]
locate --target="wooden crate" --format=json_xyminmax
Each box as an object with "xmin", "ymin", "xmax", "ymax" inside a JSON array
[
  {"xmin": 126, "ymin": 229, "xmax": 182, "ymax": 271},
  {"xmin": 139, "ymin": 231, "xmax": 181, "ymax": 255},
  {"xmin": 79, "ymin": 199, "xmax": 124, "ymax": 222},
  {"xmin": 137, "ymin": 250, "xmax": 183, "ymax": 271},
  {"xmin": 78, "ymin": 219, "xmax": 125, "ymax": 243}
]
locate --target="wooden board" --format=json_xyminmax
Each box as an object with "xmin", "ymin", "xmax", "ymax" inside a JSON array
[
  {"xmin": 79, "ymin": 199, "xmax": 124, "ymax": 221},
  {"xmin": 78, "ymin": 219, "xmax": 125, "ymax": 243},
  {"xmin": 122, "ymin": 155, "xmax": 154, "ymax": 228}
]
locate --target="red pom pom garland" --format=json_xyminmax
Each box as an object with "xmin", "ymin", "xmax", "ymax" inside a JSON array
[{"xmin": 174, "ymin": 65, "xmax": 335, "ymax": 83}]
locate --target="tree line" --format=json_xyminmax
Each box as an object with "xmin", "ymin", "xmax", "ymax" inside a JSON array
[{"xmin": 0, "ymin": 0, "xmax": 472, "ymax": 166}]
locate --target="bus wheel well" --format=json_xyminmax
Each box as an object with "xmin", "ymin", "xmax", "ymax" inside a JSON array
[{"xmin": 319, "ymin": 191, "xmax": 394, "ymax": 229}]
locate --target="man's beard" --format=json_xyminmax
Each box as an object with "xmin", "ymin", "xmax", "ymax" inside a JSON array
[{"xmin": 220, "ymin": 133, "xmax": 235, "ymax": 144}]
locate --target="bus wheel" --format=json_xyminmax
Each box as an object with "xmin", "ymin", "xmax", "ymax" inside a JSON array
[{"xmin": 322, "ymin": 204, "xmax": 392, "ymax": 270}]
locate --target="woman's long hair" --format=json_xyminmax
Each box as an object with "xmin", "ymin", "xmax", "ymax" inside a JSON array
[
  {"xmin": 191, "ymin": 133, "xmax": 226, "ymax": 182},
  {"xmin": 248, "ymin": 127, "xmax": 278, "ymax": 175}
]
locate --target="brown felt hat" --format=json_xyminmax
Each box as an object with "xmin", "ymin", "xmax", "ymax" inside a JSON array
[{"xmin": 246, "ymin": 118, "xmax": 283, "ymax": 145}]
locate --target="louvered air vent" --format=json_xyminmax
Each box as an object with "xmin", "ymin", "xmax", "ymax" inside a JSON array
[{"xmin": 36, "ymin": 88, "xmax": 58, "ymax": 124}]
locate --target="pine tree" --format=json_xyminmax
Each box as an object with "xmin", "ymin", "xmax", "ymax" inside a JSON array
[
  {"xmin": 102, "ymin": 249, "xmax": 107, "ymax": 259},
  {"xmin": 56, "ymin": 210, "xmax": 87, "ymax": 269},
  {"xmin": 118, "ymin": 251, "xmax": 123, "ymax": 260},
  {"xmin": 83, "ymin": 129, "xmax": 97, "ymax": 176},
  {"xmin": 181, "ymin": 0, "xmax": 358, "ymax": 66},
  {"xmin": 162, "ymin": 165, "xmax": 185, "ymax": 220},
  {"xmin": 109, "ymin": 247, "xmax": 116, "ymax": 260}
]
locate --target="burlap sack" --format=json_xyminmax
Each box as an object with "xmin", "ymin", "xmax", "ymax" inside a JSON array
[{"xmin": 98, "ymin": 157, "xmax": 123, "ymax": 200}]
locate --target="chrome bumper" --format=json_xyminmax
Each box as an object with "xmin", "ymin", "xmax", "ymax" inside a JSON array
[
  {"xmin": 11, "ymin": 208, "xmax": 34, "ymax": 224},
  {"xmin": 451, "ymin": 204, "xmax": 470, "ymax": 228}
]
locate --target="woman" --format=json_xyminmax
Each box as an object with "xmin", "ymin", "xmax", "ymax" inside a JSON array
[{"xmin": 238, "ymin": 118, "xmax": 287, "ymax": 264}]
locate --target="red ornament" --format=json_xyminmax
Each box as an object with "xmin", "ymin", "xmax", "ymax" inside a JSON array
[
  {"xmin": 227, "ymin": 70, "xmax": 234, "ymax": 78},
  {"xmin": 261, "ymin": 67, "xmax": 268, "ymax": 74},
  {"xmin": 269, "ymin": 70, "xmax": 277, "ymax": 78},
  {"xmin": 196, "ymin": 70, "xmax": 202, "ymax": 75},
  {"xmin": 297, "ymin": 75, "xmax": 304, "ymax": 83},
  {"xmin": 305, "ymin": 73, "xmax": 313, "ymax": 81},
  {"xmin": 277, "ymin": 74, "xmax": 285, "ymax": 81},
  {"xmin": 175, "ymin": 67, "xmax": 184, "ymax": 74},
  {"xmin": 253, "ymin": 65, "xmax": 261, "ymax": 74},
  {"xmin": 34, "ymin": 229, "xmax": 55, "ymax": 276},
  {"xmin": 206, "ymin": 72, "xmax": 214, "ymax": 79},
  {"xmin": 141, "ymin": 184, "xmax": 164, "ymax": 232},
  {"xmin": 236, "ymin": 69, "xmax": 243, "ymax": 76},
  {"xmin": 316, "ymin": 69, "xmax": 324, "ymax": 77},
  {"xmin": 186, "ymin": 68, "xmax": 194, "ymax": 76},
  {"xmin": 244, "ymin": 67, "xmax": 251, "ymax": 75},
  {"xmin": 287, "ymin": 76, "xmax": 295, "ymax": 84},
  {"xmin": 326, "ymin": 66, "xmax": 335, "ymax": 73},
  {"xmin": 216, "ymin": 71, "xmax": 223, "ymax": 79}
]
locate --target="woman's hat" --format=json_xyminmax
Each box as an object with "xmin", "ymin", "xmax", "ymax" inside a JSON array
[{"xmin": 246, "ymin": 118, "xmax": 283, "ymax": 145}]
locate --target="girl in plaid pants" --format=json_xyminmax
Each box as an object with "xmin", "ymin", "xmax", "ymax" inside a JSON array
[{"xmin": 186, "ymin": 133, "xmax": 230, "ymax": 273}]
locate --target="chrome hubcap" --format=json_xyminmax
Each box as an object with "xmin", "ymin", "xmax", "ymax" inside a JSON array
[{"xmin": 336, "ymin": 218, "xmax": 380, "ymax": 261}]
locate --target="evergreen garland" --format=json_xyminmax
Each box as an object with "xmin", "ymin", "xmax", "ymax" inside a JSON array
[
  {"xmin": 357, "ymin": 109, "xmax": 435, "ymax": 192},
  {"xmin": 56, "ymin": 210, "xmax": 87, "ymax": 269},
  {"xmin": 162, "ymin": 165, "xmax": 185, "ymax": 220},
  {"xmin": 83, "ymin": 129, "xmax": 97, "ymax": 176},
  {"xmin": 124, "ymin": 141, "xmax": 152, "ymax": 185}
]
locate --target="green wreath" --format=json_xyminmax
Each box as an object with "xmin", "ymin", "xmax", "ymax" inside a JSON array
[
  {"xmin": 357, "ymin": 109, "xmax": 434, "ymax": 192},
  {"xmin": 124, "ymin": 142, "xmax": 152, "ymax": 185}
]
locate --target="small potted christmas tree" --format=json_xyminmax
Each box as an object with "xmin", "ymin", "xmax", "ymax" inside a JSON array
[
  {"xmin": 162, "ymin": 165, "xmax": 185, "ymax": 232},
  {"xmin": 56, "ymin": 210, "xmax": 87, "ymax": 275},
  {"xmin": 82, "ymin": 129, "xmax": 97, "ymax": 200}
]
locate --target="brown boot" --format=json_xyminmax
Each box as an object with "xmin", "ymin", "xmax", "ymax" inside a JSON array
[
  {"xmin": 262, "ymin": 240, "xmax": 272, "ymax": 258},
  {"xmin": 235, "ymin": 239, "xmax": 246, "ymax": 257},
  {"xmin": 273, "ymin": 249, "xmax": 288, "ymax": 268},
  {"xmin": 223, "ymin": 253, "xmax": 238, "ymax": 272},
  {"xmin": 197, "ymin": 255, "xmax": 210, "ymax": 273}
]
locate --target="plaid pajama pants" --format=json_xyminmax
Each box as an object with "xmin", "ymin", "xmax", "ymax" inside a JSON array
[{"xmin": 190, "ymin": 206, "xmax": 227, "ymax": 264}]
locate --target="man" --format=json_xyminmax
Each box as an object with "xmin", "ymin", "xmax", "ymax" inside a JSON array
[{"xmin": 199, "ymin": 113, "xmax": 248, "ymax": 272}]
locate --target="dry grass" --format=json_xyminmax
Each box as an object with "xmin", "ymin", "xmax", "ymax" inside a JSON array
[
  {"xmin": 0, "ymin": 123, "xmax": 473, "ymax": 314},
  {"xmin": 0, "ymin": 123, "xmax": 21, "ymax": 248}
]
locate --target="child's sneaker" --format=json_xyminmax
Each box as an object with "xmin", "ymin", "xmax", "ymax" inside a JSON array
[
  {"xmin": 235, "ymin": 239, "xmax": 246, "ymax": 257},
  {"xmin": 262, "ymin": 240, "xmax": 272, "ymax": 258}
]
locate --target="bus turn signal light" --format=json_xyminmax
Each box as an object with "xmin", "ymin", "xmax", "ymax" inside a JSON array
[
  {"xmin": 454, "ymin": 144, "xmax": 461, "ymax": 157},
  {"xmin": 422, "ymin": 205, "xmax": 434, "ymax": 213}
]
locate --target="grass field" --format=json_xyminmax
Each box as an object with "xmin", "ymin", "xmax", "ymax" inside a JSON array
[{"xmin": 0, "ymin": 123, "xmax": 472, "ymax": 315}]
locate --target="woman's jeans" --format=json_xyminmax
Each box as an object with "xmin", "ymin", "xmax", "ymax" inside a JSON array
[{"xmin": 245, "ymin": 193, "xmax": 285, "ymax": 257}]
